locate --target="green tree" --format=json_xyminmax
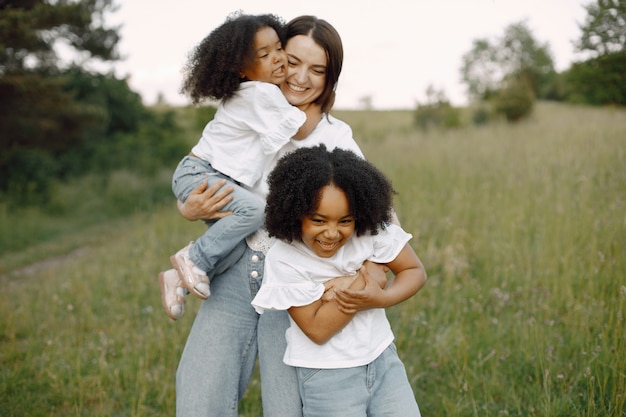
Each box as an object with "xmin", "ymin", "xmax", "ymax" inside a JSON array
[
  {"xmin": 565, "ymin": 1, "xmax": 626, "ymax": 105},
  {"xmin": 0, "ymin": 0, "xmax": 120, "ymax": 76},
  {"xmin": 577, "ymin": 0, "xmax": 626, "ymax": 57},
  {"xmin": 564, "ymin": 50, "xmax": 626, "ymax": 105},
  {"xmin": 460, "ymin": 39, "xmax": 501, "ymax": 101},
  {"xmin": 0, "ymin": 0, "xmax": 121, "ymax": 151},
  {"xmin": 0, "ymin": 0, "xmax": 121, "ymax": 201},
  {"xmin": 460, "ymin": 20, "xmax": 555, "ymax": 102},
  {"xmin": 499, "ymin": 22, "xmax": 555, "ymax": 98}
]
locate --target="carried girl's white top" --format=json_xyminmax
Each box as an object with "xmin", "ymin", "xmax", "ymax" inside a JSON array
[
  {"xmin": 252, "ymin": 224, "xmax": 412, "ymax": 369},
  {"xmin": 191, "ymin": 81, "xmax": 306, "ymax": 188}
]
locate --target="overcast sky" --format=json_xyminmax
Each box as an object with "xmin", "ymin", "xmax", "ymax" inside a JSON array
[{"xmin": 108, "ymin": 0, "xmax": 589, "ymax": 109}]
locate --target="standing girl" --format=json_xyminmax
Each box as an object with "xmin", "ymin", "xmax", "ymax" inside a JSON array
[
  {"xmin": 159, "ymin": 12, "xmax": 319, "ymax": 320},
  {"xmin": 252, "ymin": 144, "xmax": 427, "ymax": 417}
]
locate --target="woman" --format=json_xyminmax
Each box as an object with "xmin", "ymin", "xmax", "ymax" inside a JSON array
[{"xmin": 175, "ymin": 16, "xmax": 399, "ymax": 416}]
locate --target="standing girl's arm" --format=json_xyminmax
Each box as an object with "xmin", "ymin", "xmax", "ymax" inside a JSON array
[
  {"xmin": 288, "ymin": 267, "xmax": 369, "ymax": 344},
  {"xmin": 288, "ymin": 243, "xmax": 426, "ymax": 344},
  {"xmin": 334, "ymin": 244, "xmax": 426, "ymax": 314}
]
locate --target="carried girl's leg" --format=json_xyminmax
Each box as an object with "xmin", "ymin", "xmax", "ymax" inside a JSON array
[
  {"xmin": 170, "ymin": 155, "xmax": 264, "ymax": 299},
  {"xmin": 188, "ymin": 182, "xmax": 264, "ymax": 274}
]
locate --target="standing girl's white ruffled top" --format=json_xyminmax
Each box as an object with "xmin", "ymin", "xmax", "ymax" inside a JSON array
[{"xmin": 252, "ymin": 223, "xmax": 412, "ymax": 369}]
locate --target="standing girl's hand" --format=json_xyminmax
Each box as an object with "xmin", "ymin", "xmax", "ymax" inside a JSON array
[
  {"xmin": 336, "ymin": 244, "xmax": 427, "ymax": 314},
  {"xmin": 333, "ymin": 263, "xmax": 390, "ymax": 314},
  {"xmin": 177, "ymin": 179, "xmax": 234, "ymax": 221},
  {"xmin": 321, "ymin": 260, "xmax": 388, "ymax": 304},
  {"xmin": 322, "ymin": 274, "xmax": 360, "ymax": 303}
]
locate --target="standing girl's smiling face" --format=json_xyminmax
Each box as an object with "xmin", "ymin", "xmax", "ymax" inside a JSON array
[
  {"xmin": 301, "ymin": 185, "xmax": 355, "ymax": 258},
  {"xmin": 280, "ymin": 34, "xmax": 327, "ymax": 108}
]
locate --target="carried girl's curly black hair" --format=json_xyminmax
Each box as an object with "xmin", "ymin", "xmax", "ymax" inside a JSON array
[
  {"xmin": 180, "ymin": 12, "xmax": 286, "ymax": 104},
  {"xmin": 265, "ymin": 144, "xmax": 396, "ymax": 242}
]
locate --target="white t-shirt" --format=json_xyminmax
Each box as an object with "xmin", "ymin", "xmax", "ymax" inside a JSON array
[
  {"xmin": 191, "ymin": 81, "xmax": 306, "ymax": 188},
  {"xmin": 251, "ymin": 224, "xmax": 412, "ymax": 369},
  {"xmin": 252, "ymin": 113, "xmax": 364, "ymax": 197},
  {"xmin": 245, "ymin": 113, "xmax": 364, "ymax": 253}
]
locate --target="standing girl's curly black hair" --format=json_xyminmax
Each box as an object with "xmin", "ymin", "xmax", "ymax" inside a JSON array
[
  {"xmin": 265, "ymin": 144, "xmax": 396, "ymax": 242},
  {"xmin": 180, "ymin": 12, "xmax": 286, "ymax": 104}
]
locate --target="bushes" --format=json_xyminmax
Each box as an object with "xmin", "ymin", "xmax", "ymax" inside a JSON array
[
  {"xmin": 413, "ymin": 87, "xmax": 461, "ymax": 131},
  {"xmin": 564, "ymin": 51, "xmax": 626, "ymax": 105},
  {"xmin": 492, "ymin": 76, "xmax": 536, "ymax": 122},
  {"xmin": 0, "ymin": 69, "xmax": 191, "ymax": 207},
  {"xmin": 414, "ymin": 101, "xmax": 462, "ymax": 131},
  {"xmin": 0, "ymin": 149, "xmax": 59, "ymax": 206}
]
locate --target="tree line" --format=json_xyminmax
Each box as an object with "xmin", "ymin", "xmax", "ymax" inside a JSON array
[
  {"xmin": 415, "ymin": 0, "xmax": 625, "ymax": 128},
  {"xmin": 0, "ymin": 0, "xmax": 188, "ymax": 207}
]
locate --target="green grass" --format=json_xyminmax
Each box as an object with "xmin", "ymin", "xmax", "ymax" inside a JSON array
[{"xmin": 1, "ymin": 102, "xmax": 624, "ymax": 416}]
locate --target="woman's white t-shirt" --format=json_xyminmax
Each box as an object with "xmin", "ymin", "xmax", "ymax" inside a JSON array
[
  {"xmin": 245, "ymin": 113, "xmax": 364, "ymax": 253},
  {"xmin": 251, "ymin": 224, "xmax": 411, "ymax": 369}
]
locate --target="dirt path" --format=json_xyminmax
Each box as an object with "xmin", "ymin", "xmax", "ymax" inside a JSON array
[{"xmin": 0, "ymin": 246, "xmax": 91, "ymax": 280}]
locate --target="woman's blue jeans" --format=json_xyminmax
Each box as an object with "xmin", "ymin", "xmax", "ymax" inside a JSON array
[
  {"xmin": 176, "ymin": 242, "xmax": 302, "ymax": 417},
  {"xmin": 171, "ymin": 156, "xmax": 264, "ymax": 274}
]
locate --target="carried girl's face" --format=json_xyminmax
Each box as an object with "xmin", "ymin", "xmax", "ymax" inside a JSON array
[
  {"xmin": 280, "ymin": 34, "xmax": 327, "ymax": 108},
  {"xmin": 240, "ymin": 26, "xmax": 287, "ymax": 85},
  {"xmin": 301, "ymin": 185, "xmax": 355, "ymax": 258}
]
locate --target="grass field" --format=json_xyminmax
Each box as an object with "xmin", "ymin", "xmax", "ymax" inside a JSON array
[{"xmin": 1, "ymin": 102, "xmax": 624, "ymax": 416}]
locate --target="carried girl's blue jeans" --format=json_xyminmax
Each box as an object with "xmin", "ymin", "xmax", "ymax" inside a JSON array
[{"xmin": 171, "ymin": 155, "xmax": 264, "ymax": 275}]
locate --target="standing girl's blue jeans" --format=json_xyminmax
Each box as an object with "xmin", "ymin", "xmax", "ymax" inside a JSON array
[
  {"xmin": 171, "ymin": 155, "xmax": 264, "ymax": 275},
  {"xmin": 176, "ymin": 243, "xmax": 303, "ymax": 417},
  {"xmin": 296, "ymin": 343, "xmax": 421, "ymax": 417}
]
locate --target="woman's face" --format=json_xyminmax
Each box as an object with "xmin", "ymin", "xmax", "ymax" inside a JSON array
[{"xmin": 280, "ymin": 34, "xmax": 327, "ymax": 107}]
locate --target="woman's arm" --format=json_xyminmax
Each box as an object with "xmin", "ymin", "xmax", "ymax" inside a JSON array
[
  {"xmin": 288, "ymin": 245, "xmax": 426, "ymax": 344},
  {"xmin": 177, "ymin": 179, "xmax": 235, "ymax": 221}
]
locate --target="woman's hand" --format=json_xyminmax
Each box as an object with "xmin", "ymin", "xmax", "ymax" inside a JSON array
[{"xmin": 177, "ymin": 179, "xmax": 234, "ymax": 221}]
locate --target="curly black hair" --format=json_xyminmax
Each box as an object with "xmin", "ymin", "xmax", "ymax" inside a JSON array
[
  {"xmin": 265, "ymin": 144, "xmax": 396, "ymax": 242},
  {"xmin": 180, "ymin": 12, "xmax": 286, "ymax": 104}
]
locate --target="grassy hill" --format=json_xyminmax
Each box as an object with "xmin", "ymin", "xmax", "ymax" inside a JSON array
[{"xmin": 1, "ymin": 102, "xmax": 624, "ymax": 416}]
